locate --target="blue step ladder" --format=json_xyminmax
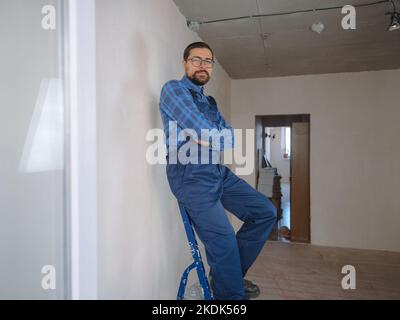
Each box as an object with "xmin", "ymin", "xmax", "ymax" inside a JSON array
[{"xmin": 177, "ymin": 203, "xmax": 213, "ymax": 300}]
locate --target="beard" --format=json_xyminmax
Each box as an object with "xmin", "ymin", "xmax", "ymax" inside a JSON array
[{"xmin": 188, "ymin": 70, "xmax": 210, "ymax": 86}]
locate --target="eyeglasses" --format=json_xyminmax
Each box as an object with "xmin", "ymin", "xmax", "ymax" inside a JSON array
[{"xmin": 186, "ymin": 56, "xmax": 215, "ymax": 68}]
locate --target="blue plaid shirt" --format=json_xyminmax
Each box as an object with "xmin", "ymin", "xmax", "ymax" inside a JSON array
[{"xmin": 159, "ymin": 75, "xmax": 234, "ymax": 153}]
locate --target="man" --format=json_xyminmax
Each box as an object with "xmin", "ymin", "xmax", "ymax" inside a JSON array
[{"xmin": 159, "ymin": 42, "xmax": 277, "ymax": 300}]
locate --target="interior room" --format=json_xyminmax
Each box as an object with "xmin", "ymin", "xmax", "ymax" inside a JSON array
[{"xmin": 1, "ymin": 0, "xmax": 400, "ymax": 300}]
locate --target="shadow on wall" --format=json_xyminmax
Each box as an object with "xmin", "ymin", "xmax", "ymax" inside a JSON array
[{"xmin": 110, "ymin": 32, "xmax": 186, "ymax": 298}]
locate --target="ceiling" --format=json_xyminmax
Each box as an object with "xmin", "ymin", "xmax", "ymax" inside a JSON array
[{"xmin": 173, "ymin": 0, "xmax": 400, "ymax": 78}]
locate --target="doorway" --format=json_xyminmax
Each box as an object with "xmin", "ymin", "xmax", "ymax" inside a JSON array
[{"xmin": 255, "ymin": 114, "xmax": 310, "ymax": 243}]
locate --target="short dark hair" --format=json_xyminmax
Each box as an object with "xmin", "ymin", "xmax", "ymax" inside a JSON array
[{"xmin": 183, "ymin": 42, "xmax": 214, "ymax": 61}]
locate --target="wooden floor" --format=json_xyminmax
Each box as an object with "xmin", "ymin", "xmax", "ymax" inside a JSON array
[
  {"xmin": 269, "ymin": 182, "xmax": 291, "ymax": 242},
  {"xmin": 246, "ymin": 241, "xmax": 400, "ymax": 299}
]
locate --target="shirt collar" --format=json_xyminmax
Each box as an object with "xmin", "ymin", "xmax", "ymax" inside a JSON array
[{"xmin": 181, "ymin": 75, "xmax": 204, "ymax": 95}]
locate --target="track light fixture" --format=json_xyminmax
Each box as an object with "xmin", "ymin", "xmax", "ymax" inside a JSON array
[
  {"xmin": 186, "ymin": 1, "xmax": 399, "ymax": 33},
  {"xmin": 187, "ymin": 20, "xmax": 200, "ymax": 32},
  {"xmin": 311, "ymin": 21, "xmax": 325, "ymax": 34}
]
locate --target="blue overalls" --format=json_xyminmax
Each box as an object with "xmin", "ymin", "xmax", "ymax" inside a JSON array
[{"xmin": 165, "ymin": 84, "xmax": 277, "ymax": 300}]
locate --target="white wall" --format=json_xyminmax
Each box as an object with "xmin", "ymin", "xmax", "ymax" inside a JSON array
[
  {"xmin": 231, "ymin": 69, "xmax": 400, "ymax": 252},
  {"xmin": 96, "ymin": 0, "xmax": 231, "ymax": 299}
]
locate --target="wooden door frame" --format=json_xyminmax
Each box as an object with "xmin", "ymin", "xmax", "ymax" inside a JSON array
[{"xmin": 290, "ymin": 122, "xmax": 311, "ymax": 243}]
